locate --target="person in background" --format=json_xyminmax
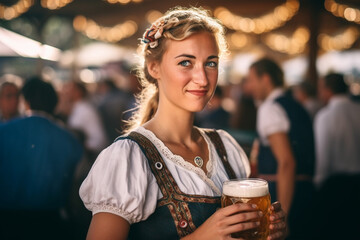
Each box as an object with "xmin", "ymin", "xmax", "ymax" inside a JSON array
[
  {"xmin": 247, "ymin": 58, "xmax": 315, "ymax": 239},
  {"xmin": 195, "ymin": 86, "xmax": 230, "ymax": 129},
  {"xmin": 0, "ymin": 77, "xmax": 83, "ymax": 240},
  {"xmin": 292, "ymin": 81, "xmax": 322, "ymax": 120},
  {"xmin": 67, "ymin": 81, "xmax": 107, "ymax": 157},
  {"xmin": 96, "ymin": 78, "xmax": 134, "ymax": 144},
  {"xmin": 313, "ymin": 74, "xmax": 360, "ymax": 239},
  {"xmin": 314, "ymin": 73, "xmax": 360, "ymax": 187},
  {"xmin": 80, "ymin": 7, "xmax": 286, "ymax": 240},
  {"xmin": 229, "ymin": 77, "xmax": 258, "ymax": 171},
  {"xmin": 230, "ymin": 77, "xmax": 258, "ymax": 131},
  {"xmin": 0, "ymin": 81, "xmax": 20, "ymax": 122}
]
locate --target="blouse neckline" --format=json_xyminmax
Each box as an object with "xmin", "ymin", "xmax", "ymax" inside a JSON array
[{"xmin": 136, "ymin": 126, "xmax": 221, "ymax": 195}]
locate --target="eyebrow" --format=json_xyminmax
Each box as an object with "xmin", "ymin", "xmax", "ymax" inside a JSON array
[{"xmin": 175, "ymin": 54, "xmax": 219, "ymax": 60}]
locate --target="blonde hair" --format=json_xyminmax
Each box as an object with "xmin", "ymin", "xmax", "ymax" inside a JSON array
[{"xmin": 124, "ymin": 7, "xmax": 228, "ymax": 133}]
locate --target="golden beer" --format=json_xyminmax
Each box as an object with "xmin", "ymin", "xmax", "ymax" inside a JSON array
[{"xmin": 221, "ymin": 178, "xmax": 271, "ymax": 240}]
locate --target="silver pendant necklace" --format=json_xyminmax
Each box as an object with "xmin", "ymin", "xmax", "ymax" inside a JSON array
[{"xmin": 194, "ymin": 156, "xmax": 204, "ymax": 168}]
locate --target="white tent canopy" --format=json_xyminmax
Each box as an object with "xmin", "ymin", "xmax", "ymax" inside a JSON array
[
  {"xmin": 59, "ymin": 42, "xmax": 137, "ymax": 67},
  {"xmin": 0, "ymin": 27, "xmax": 61, "ymax": 61}
]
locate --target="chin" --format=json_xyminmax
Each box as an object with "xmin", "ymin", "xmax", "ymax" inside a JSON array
[{"xmin": 189, "ymin": 105, "xmax": 207, "ymax": 113}]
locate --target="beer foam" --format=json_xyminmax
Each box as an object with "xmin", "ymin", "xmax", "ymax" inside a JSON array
[{"xmin": 223, "ymin": 179, "xmax": 269, "ymax": 198}]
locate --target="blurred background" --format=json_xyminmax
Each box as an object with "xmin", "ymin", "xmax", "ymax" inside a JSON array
[
  {"xmin": 1, "ymin": 0, "xmax": 359, "ymax": 143},
  {"xmin": 0, "ymin": 0, "xmax": 359, "ymax": 86},
  {"xmin": 2, "ymin": 0, "xmax": 359, "ymax": 153}
]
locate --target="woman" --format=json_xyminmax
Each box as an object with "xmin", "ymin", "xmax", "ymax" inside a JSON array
[{"xmin": 80, "ymin": 7, "xmax": 286, "ymax": 240}]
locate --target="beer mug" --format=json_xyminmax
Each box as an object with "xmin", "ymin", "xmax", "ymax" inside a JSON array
[{"xmin": 221, "ymin": 178, "xmax": 271, "ymax": 240}]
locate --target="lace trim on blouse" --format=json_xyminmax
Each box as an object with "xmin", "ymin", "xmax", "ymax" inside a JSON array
[
  {"xmin": 136, "ymin": 126, "xmax": 221, "ymax": 195},
  {"xmin": 86, "ymin": 203, "xmax": 134, "ymax": 224}
]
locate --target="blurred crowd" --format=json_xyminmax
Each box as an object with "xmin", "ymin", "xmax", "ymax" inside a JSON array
[
  {"xmin": 0, "ymin": 63, "xmax": 140, "ymax": 239},
  {"xmin": 0, "ymin": 58, "xmax": 359, "ymax": 239}
]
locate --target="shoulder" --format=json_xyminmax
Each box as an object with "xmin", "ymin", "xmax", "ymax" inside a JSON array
[
  {"xmin": 72, "ymin": 101, "xmax": 96, "ymax": 115},
  {"xmin": 80, "ymin": 134, "xmax": 158, "ymax": 223},
  {"xmin": 314, "ymin": 104, "xmax": 333, "ymax": 126},
  {"xmin": 258, "ymin": 99, "xmax": 287, "ymax": 119},
  {"xmin": 258, "ymin": 98, "xmax": 289, "ymax": 128},
  {"xmin": 86, "ymin": 135, "xmax": 153, "ymax": 182},
  {"xmin": 200, "ymin": 128, "xmax": 237, "ymax": 149},
  {"xmin": 0, "ymin": 116, "xmax": 51, "ymax": 132},
  {"xmin": 257, "ymin": 99, "xmax": 290, "ymax": 136},
  {"xmin": 314, "ymin": 106, "xmax": 327, "ymax": 121},
  {"xmin": 335, "ymin": 98, "xmax": 360, "ymax": 112},
  {"xmin": 215, "ymin": 129, "xmax": 239, "ymax": 146},
  {"xmin": 205, "ymin": 129, "xmax": 251, "ymax": 177},
  {"xmin": 97, "ymin": 136, "xmax": 146, "ymax": 163}
]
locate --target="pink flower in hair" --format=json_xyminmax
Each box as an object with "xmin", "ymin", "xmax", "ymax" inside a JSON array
[{"xmin": 142, "ymin": 17, "xmax": 179, "ymax": 48}]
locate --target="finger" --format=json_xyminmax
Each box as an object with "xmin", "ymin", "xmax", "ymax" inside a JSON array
[
  {"xmin": 270, "ymin": 201, "xmax": 281, "ymax": 212},
  {"xmin": 269, "ymin": 210, "xmax": 286, "ymax": 221},
  {"xmin": 269, "ymin": 221, "xmax": 286, "ymax": 231},
  {"xmin": 267, "ymin": 230, "xmax": 284, "ymax": 240},
  {"xmin": 220, "ymin": 203, "xmax": 258, "ymax": 217},
  {"xmin": 223, "ymin": 221, "xmax": 260, "ymax": 236},
  {"xmin": 224, "ymin": 211, "xmax": 263, "ymax": 226}
]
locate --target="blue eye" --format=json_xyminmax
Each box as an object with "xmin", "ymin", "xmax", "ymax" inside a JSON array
[
  {"xmin": 179, "ymin": 60, "xmax": 191, "ymax": 67},
  {"xmin": 206, "ymin": 61, "xmax": 218, "ymax": 68}
]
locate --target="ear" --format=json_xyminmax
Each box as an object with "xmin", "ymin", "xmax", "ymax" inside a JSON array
[{"xmin": 147, "ymin": 61, "xmax": 160, "ymax": 80}]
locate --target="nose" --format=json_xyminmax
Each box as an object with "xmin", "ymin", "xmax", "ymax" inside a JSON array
[{"xmin": 192, "ymin": 65, "xmax": 208, "ymax": 87}]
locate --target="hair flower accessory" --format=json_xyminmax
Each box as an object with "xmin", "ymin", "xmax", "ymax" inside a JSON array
[{"xmin": 142, "ymin": 17, "xmax": 179, "ymax": 48}]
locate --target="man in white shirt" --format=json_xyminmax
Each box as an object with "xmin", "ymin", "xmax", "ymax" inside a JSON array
[
  {"xmin": 292, "ymin": 81, "xmax": 322, "ymax": 120},
  {"xmin": 314, "ymin": 73, "xmax": 360, "ymax": 187},
  {"xmin": 247, "ymin": 58, "xmax": 315, "ymax": 239}
]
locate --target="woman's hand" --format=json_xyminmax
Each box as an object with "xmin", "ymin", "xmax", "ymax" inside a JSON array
[
  {"xmin": 182, "ymin": 203, "xmax": 262, "ymax": 240},
  {"xmin": 267, "ymin": 201, "xmax": 287, "ymax": 240}
]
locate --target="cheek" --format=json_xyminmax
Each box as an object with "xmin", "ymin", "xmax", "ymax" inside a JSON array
[
  {"xmin": 11, "ymin": 98, "xmax": 19, "ymax": 106},
  {"xmin": 174, "ymin": 72, "xmax": 193, "ymax": 88},
  {"xmin": 208, "ymin": 71, "xmax": 218, "ymax": 84},
  {"xmin": 247, "ymin": 80, "xmax": 257, "ymax": 94},
  {"xmin": 161, "ymin": 72, "xmax": 189, "ymax": 94}
]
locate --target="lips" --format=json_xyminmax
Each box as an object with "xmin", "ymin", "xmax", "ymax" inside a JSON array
[{"xmin": 187, "ymin": 90, "xmax": 208, "ymax": 96}]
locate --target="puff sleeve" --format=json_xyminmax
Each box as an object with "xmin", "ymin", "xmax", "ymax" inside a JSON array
[
  {"xmin": 79, "ymin": 139, "xmax": 159, "ymax": 224},
  {"xmin": 257, "ymin": 102, "xmax": 290, "ymax": 144}
]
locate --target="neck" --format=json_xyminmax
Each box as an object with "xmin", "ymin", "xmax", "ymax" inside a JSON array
[
  {"xmin": 143, "ymin": 105, "xmax": 198, "ymax": 145},
  {"xmin": 264, "ymin": 85, "xmax": 277, "ymax": 99}
]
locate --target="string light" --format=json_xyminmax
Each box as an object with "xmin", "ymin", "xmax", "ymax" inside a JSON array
[
  {"xmin": 318, "ymin": 27, "xmax": 359, "ymax": 51},
  {"xmin": 0, "ymin": 0, "xmax": 34, "ymax": 20},
  {"xmin": 146, "ymin": 10, "xmax": 163, "ymax": 24},
  {"xmin": 104, "ymin": 0, "xmax": 142, "ymax": 5},
  {"xmin": 73, "ymin": 15, "xmax": 138, "ymax": 43},
  {"xmin": 228, "ymin": 32, "xmax": 252, "ymax": 50},
  {"xmin": 325, "ymin": 0, "xmax": 360, "ymax": 24},
  {"xmin": 41, "ymin": 0, "xmax": 74, "ymax": 10},
  {"xmin": 263, "ymin": 26, "xmax": 310, "ymax": 54},
  {"xmin": 214, "ymin": 0, "xmax": 300, "ymax": 34}
]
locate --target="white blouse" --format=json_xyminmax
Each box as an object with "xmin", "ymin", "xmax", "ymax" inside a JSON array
[{"xmin": 79, "ymin": 126, "xmax": 250, "ymax": 224}]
